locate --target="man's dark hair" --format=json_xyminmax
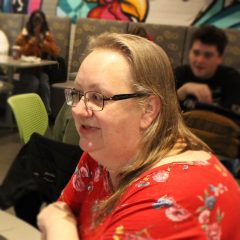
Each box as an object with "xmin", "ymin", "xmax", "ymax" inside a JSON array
[{"xmin": 190, "ymin": 25, "xmax": 228, "ymax": 55}]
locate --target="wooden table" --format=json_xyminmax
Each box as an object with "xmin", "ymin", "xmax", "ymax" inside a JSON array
[{"xmin": 0, "ymin": 210, "xmax": 41, "ymax": 240}]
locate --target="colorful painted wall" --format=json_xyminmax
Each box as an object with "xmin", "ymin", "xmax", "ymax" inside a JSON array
[{"xmin": 0, "ymin": 0, "xmax": 239, "ymax": 29}]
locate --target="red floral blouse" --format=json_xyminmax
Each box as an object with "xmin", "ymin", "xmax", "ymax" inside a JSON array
[{"xmin": 60, "ymin": 152, "xmax": 240, "ymax": 240}]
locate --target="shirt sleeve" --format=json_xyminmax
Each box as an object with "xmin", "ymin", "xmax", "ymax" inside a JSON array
[
  {"xmin": 16, "ymin": 30, "xmax": 30, "ymax": 51},
  {"xmin": 42, "ymin": 31, "xmax": 60, "ymax": 57}
]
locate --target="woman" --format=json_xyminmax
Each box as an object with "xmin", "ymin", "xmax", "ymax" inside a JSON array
[
  {"xmin": 15, "ymin": 10, "xmax": 59, "ymax": 114},
  {"xmin": 37, "ymin": 33, "xmax": 240, "ymax": 239}
]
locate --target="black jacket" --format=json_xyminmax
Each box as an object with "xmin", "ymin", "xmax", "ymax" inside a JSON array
[
  {"xmin": 0, "ymin": 133, "xmax": 82, "ymax": 209},
  {"xmin": 175, "ymin": 65, "xmax": 240, "ymax": 114}
]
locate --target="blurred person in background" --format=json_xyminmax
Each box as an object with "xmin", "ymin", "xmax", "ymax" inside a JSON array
[
  {"xmin": 14, "ymin": 10, "xmax": 59, "ymax": 114},
  {"xmin": 175, "ymin": 25, "xmax": 240, "ymax": 116}
]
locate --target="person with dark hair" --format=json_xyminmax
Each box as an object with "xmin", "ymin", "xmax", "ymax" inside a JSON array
[
  {"xmin": 176, "ymin": 25, "xmax": 240, "ymax": 115},
  {"xmin": 189, "ymin": 24, "xmax": 228, "ymax": 55},
  {"xmin": 127, "ymin": 26, "xmax": 154, "ymax": 41},
  {"xmin": 37, "ymin": 33, "xmax": 240, "ymax": 239},
  {"xmin": 14, "ymin": 10, "xmax": 60, "ymax": 114}
]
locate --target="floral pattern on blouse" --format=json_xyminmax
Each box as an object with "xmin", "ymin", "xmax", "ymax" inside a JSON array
[
  {"xmin": 136, "ymin": 169, "xmax": 170, "ymax": 188},
  {"xmin": 72, "ymin": 163, "xmax": 106, "ymax": 193},
  {"xmin": 152, "ymin": 195, "xmax": 191, "ymax": 222},
  {"xmin": 60, "ymin": 153, "xmax": 240, "ymax": 239},
  {"xmin": 113, "ymin": 225, "xmax": 153, "ymax": 240},
  {"xmin": 214, "ymin": 163, "xmax": 228, "ymax": 177},
  {"xmin": 72, "ymin": 164, "xmax": 90, "ymax": 192},
  {"xmin": 197, "ymin": 183, "xmax": 228, "ymax": 240}
]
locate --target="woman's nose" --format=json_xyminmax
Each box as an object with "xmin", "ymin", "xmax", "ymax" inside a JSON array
[{"xmin": 72, "ymin": 99, "xmax": 93, "ymax": 117}]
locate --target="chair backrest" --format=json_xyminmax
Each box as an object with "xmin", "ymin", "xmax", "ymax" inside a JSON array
[
  {"xmin": 128, "ymin": 22, "xmax": 187, "ymax": 69},
  {"xmin": 183, "ymin": 110, "xmax": 240, "ymax": 159},
  {"xmin": 70, "ymin": 17, "xmax": 129, "ymax": 73},
  {"xmin": 0, "ymin": 13, "xmax": 24, "ymax": 52},
  {"xmin": 7, "ymin": 93, "xmax": 49, "ymax": 144}
]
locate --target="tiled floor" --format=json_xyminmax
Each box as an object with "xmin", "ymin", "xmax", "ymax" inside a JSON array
[{"xmin": 0, "ymin": 128, "xmax": 22, "ymax": 215}]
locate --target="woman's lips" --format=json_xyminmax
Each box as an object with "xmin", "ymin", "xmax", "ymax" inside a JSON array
[{"xmin": 79, "ymin": 124, "xmax": 99, "ymax": 135}]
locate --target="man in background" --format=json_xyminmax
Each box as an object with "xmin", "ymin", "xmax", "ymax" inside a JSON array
[{"xmin": 175, "ymin": 25, "xmax": 240, "ymax": 116}]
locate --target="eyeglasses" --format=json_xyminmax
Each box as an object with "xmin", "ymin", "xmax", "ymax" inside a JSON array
[{"xmin": 64, "ymin": 88, "xmax": 149, "ymax": 111}]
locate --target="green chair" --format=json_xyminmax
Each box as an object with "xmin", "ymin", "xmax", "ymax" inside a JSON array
[{"xmin": 7, "ymin": 93, "xmax": 49, "ymax": 144}]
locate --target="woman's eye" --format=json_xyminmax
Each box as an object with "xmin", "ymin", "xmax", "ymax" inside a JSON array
[{"xmin": 91, "ymin": 93, "xmax": 102, "ymax": 102}]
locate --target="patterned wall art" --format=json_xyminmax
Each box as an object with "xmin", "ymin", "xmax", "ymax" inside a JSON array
[
  {"xmin": 192, "ymin": 0, "xmax": 240, "ymax": 29},
  {"xmin": 0, "ymin": 0, "xmax": 42, "ymax": 13},
  {"xmin": 0, "ymin": 0, "xmax": 239, "ymax": 29},
  {"xmin": 55, "ymin": 0, "xmax": 240, "ymax": 28},
  {"xmin": 56, "ymin": 0, "xmax": 149, "ymax": 23}
]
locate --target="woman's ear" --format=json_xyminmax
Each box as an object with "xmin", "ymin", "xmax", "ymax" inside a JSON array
[{"xmin": 140, "ymin": 95, "xmax": 161, "ymax": 129}]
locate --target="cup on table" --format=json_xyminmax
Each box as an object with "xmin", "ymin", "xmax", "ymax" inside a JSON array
[{"xmin": 11, "ymin": 45, "xmax": 21, "ymax": 59}]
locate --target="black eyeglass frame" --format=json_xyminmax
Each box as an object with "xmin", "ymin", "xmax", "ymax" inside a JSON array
[{"xmin": 64, "ymin": 88, "xmax": 149, "ymax": 111}]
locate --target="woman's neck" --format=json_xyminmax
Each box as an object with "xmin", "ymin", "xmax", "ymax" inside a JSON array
[
  {"xmin": 108, "ymin": 171, "xmax": 119, "ymax": 191},
  {"xmin": 107, "ymin": 141, "xmax": 189, "ymax": 190}
]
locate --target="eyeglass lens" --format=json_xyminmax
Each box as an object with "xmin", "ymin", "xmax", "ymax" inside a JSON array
[
  {"xmin": 65, "ymin": 89, "xmax": 104, "ymax": 111},
  {"xmin": 65, "ymin": 89, "xmax": 82, "ymax": 107}
]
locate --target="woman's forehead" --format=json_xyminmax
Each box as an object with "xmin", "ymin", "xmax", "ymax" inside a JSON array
[
  {"xmin": 75, "ymin": 51, "xmax": 133, "ymax": 92},
  {"xmin": 80, "ymin": 50, "xmax": 131, "ymax": 77}
]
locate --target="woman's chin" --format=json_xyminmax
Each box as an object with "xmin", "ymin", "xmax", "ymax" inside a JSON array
[{"xmin": 79, "ymin": 139, "xmax": 101, "ymax": 153}]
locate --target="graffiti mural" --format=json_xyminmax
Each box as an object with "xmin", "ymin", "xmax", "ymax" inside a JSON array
[
  {"xmin": 192, "ymin": 0, "xmax": 240, "ymax": 28},
  {"xmin": 87, "ymin": 0, "xmax": 148, "ymax": 21},
  {"xmin": 56, "ymin": 0, "xmax": 148, "ymax": 23},
  {"xmin": 0, "ymin": 0, "xmax": 239, "ymax": 29},
  {"xmin": 0, "ymin": 0, "xmax": 42, "ymax": 13},
  {"xmin": 55, "ymin": 0, "xmax": 240, "ymax": 28},
  {"xmin": 56, "ymin": 0, "xmax": 91, "ymax": 23}
]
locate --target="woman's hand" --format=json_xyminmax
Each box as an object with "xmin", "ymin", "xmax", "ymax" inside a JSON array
[{"xmin": 37, "ymin": 201, "xmax": 79, "ymax": 240}]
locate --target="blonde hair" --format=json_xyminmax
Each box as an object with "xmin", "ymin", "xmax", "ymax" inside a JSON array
[{"xmin": 84, "ymin": 32, "xmax": 210, "ymax": 222}]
